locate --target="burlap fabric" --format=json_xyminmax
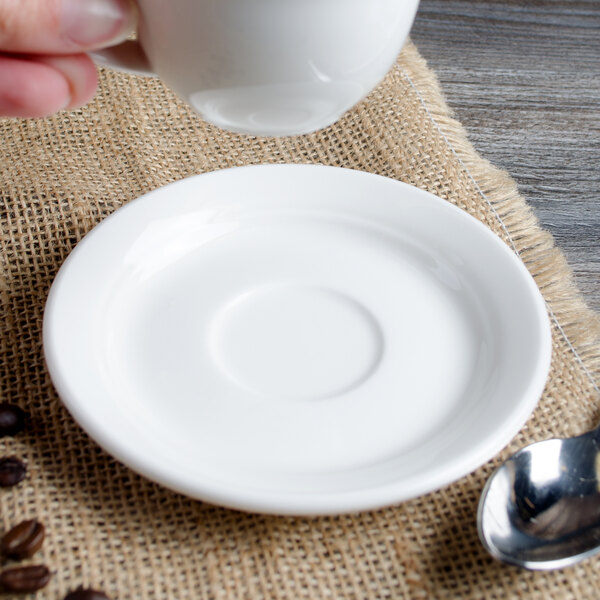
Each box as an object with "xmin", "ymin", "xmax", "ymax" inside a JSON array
[{"xmin": 1, "ymin": 41, "xmax": 599, "ymax": 599}]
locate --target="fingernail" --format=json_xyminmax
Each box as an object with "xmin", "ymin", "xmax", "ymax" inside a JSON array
[{"xmin": 61, "ymin": 0, "xmax": 137, "ymax": 48}]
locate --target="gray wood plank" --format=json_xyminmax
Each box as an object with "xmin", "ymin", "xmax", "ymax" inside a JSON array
[{"xmin": 411, "ymin": 0, "xmax": 600, "ymax": 312}]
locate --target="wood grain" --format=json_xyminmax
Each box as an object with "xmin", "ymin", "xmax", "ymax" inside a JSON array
[{"xmin": 411, "ymin": 0, "xmax": 600, "ymax": 311}]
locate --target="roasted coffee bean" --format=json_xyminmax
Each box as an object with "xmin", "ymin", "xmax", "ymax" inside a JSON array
[
  {"xmin": 0, "ymin": 456, "xmax": 26, "ymax": 487},
  {"xmin": 64, "ymin": 588, "xmax": 112, "ymax": 600},
  {"xmin": 0, "ymin": 403, "xmax": 27, "ymax": 437},
  {"xmin": 0, "ymin": 564, "xmax": 51, "ymax": 592},
  {"xmin": 1, "ymin": 519, "xmax": 45, "ymax": 559}
]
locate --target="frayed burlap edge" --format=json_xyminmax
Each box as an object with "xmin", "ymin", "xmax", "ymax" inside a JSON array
[{"xmin": 402, "ymin": 41, "xmax": 600, "ymax": 399}]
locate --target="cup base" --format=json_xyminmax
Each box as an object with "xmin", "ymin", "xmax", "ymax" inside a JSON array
[{"xmin": 189, "ymin": 81, "xmax": 365, "ymax": 136}]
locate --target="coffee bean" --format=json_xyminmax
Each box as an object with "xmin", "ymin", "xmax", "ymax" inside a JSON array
[
  {"xmin": 64, "ymin": 588, "xmax": 112, "ymax": 600},
  {"xmin": 0, "ymin": 564, "xmax": 51, "ymax": 592},
  {"xmin": 1, "ymin": 519, "xmax": 45, "ymax": 560},
  {"xmin": 0, "ymin": 403, "xmax": 27, "ymax": 437},
  {"xmin": 0, "ymin": 456, "xmax": 26, "ymax": 487}
]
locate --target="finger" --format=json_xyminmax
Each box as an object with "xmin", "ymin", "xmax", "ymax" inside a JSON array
[
  {"xmin": 0, "ymin": 55, "xmax": 70, "ymax": 117},
  {"xmin": 0, "ymin": 53, "xmax": 97, "ymax": 118},
  {"xmin": 0, "ymin": 0, "xmax": 137, "ymax": 55},
  {"xmin": 38, "ymin": 54, "xmax": 99, "ymax": 110}
]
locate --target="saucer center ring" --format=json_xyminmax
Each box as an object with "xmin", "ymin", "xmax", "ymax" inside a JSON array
[{"xmin": 209, "ymin": 284, "xmax": 384, "ymax": 401}]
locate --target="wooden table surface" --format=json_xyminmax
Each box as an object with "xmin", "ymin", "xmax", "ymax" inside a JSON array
[{"xmin": 411, "ymin": 0, "xmax": 600, "ymax": 312}]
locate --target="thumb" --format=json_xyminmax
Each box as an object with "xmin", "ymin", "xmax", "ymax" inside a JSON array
[{"xmin": 0, "ymin": 0, "xmax": 137, "ymax": 55}]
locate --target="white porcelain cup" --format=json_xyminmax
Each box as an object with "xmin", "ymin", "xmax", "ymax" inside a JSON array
[{"xmin": 93, "ymin": 0, "xmax": 420, "ymax": 136}]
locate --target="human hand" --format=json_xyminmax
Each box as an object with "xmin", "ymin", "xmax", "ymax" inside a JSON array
[{"xmin": 0, "ymin": 0, "xmax": 137, "ymax": 118}]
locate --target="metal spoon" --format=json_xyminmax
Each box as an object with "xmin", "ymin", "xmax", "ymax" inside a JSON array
[{"xmin": 477, "ymin": 426, "xmax": 600, "ymax": 570}]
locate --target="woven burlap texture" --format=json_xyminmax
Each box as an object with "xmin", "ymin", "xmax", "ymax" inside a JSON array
[{"xmin": 1, "ymin": 41, "xmax": 599, "ymax": 599}]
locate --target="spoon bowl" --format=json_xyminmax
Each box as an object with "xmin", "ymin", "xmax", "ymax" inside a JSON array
[{"xmin": 477, "ymin": 427, "xmax": 600, "ymax": 570}]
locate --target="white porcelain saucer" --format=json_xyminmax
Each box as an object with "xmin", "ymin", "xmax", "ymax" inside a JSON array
[{"xmin": 43, "ymin": 165, "xmax": 551, "ymax": 515}]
